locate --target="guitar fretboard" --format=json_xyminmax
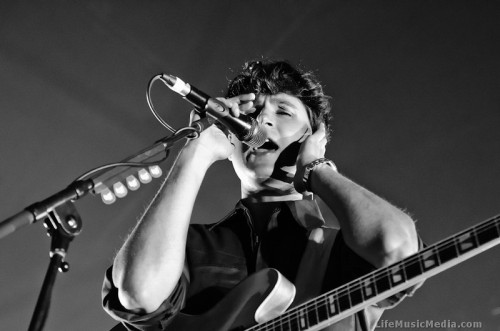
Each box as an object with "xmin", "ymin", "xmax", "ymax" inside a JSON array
[{"xmin": 247, "ymin": 214, "xmax": 500, "ymax": 331}]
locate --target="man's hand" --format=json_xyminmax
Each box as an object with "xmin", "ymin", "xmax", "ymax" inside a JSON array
[
  {"xmin": 294, "ymin": 122, "xmax": 328, "ymax": 191},
  {"xmin": 183, "ymin": 93, "xmax": 256, "ymax": 166}
]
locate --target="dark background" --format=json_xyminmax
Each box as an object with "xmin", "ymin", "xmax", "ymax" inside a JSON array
[{"xmin": 1, "ymin": 1, "xmax": 499, "ymax": 330}]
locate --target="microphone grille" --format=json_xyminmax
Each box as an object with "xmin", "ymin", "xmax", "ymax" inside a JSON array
[{"xmin": 243, "ymin": 123, "xmax": 267, "ymax": 148}]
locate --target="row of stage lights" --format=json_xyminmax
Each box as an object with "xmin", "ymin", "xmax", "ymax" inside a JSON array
[{"xmin": 100, "ymin": 165, "xmax": 163, "ymax": 204}]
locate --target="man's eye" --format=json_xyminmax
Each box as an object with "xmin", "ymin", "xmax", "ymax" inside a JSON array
[{"xmin": 277, "ymin": 109, "xmax": 292, "ymax": 116}]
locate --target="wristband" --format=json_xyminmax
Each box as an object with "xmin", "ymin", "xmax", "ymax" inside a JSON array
[{"xmin": 297, "ymin": 158, "xmax": 337, "ymax": 193}]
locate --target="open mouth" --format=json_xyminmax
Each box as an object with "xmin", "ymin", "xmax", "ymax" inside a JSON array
[{"xmin": 254, "ymin": 138, "xmax": 279, "ymax": 152}]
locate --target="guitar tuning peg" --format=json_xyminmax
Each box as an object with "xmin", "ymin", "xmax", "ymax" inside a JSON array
[
  {"xmin": 101, "ymin": 188, "xmax": 116, "ymax": 205},
  {"xmin": 126, "ymin": 175, "xmax": 141, "ymax": 191},
  {"xmin": 149, "ymin": 165, "xmax": 163, "ymax": 178},
  {"xmin": 113, "ymin": 182, "xmax": 128, "ymax": 198},
  {"xmin": 138, "ymin": 168, "xmax": 152, "ymax": 183}
]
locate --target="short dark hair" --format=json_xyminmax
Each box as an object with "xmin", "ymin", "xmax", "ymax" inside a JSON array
[{"xmin": 226, "ymin": 60, "xmax": 332, "ymax": 140}]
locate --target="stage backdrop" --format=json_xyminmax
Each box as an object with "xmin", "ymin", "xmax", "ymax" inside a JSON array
[{"xmin": 1, "ymin": 1, "xmax": 499, "ymax": 330}]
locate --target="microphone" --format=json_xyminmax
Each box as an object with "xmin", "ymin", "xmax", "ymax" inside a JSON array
[{"xmin": 161, "ymin": 74, "xmax": 267, "ymax": 148}]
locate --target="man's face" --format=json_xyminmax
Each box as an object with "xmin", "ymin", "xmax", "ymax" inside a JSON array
[{"xmin": 230, "ymin": 93, "xmax": 312, "ymax": 191}]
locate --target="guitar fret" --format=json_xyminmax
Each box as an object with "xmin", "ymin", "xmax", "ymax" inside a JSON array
[
  {"xmin": 359, "ymin": 279, "xmax": 365, "ymax": 302},
  {"xmin": 337, "ymin": 291, "xmax": 351, "ymax": 312},
  {"xmin": 348, "ymin": 281, "xmax": 364, "ymax": 307},
  {"xmin": 290, "ymin": 309, "xmax": 301, "ymax": 331},
  {"xmin": 453, "ymin": 236, "xmax": 460, "ymax": 256},
  {"xmin": 288, "ymin": 311, "xmax": 296, "ymax": 331},
  {"xmin": 418, "ymin": 248, "xmax": 426, "ymax": 275},
  {"xmin": 457, "ymin": 232, "xmax": 477, "ymax": 253},
  {"xmin": 471, "ymin": 227, "xmax": 480, "ymax": 248},
  {"xmin": 317, "ymin": 297, "xmax": 329, "ymax": 323},
  {"xmin": 374, "ymin": 270, "xmax": 391, "ymax": 294},
  {"xmin": 437, "ymin": 238, "xmax": 459, "ymax": 263},
  {"xmin": 387, "ymin": 268, "xmax": 394, "ymax": 288},
  {"xmin": 434, "ymin": 245, "xmax": 442, "ymax": 265},
  {"xmin": 280, "ymin": 310, "xmax": 292, "ymax": 331},
  {"xmin": 403, "ymin": 255, "xmax": 423, "ymax": 279},
  {"xmin": 421, "ymin": 249, "xmax": 438, "ymax": 270},
  {"xmin": 370, "ymin": 274, "xmax": 378, "ymax": 296},
  {"xmin": 306, "ymin": 301, "xmax": 318, "ymax": 327},
  {"xmin": 347, "ymin": 284, "xmax": 352, "ymax": 307}
]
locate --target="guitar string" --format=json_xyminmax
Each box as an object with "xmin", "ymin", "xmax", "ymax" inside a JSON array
[{"xmin": 247, "ymin": 214, "xmax": 500, "ymax": 331}]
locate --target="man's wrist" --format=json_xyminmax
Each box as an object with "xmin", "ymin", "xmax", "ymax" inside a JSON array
[
  {"xmin": 178, "ymin": 143, "xmax": 215, "ymax": 172},
  {"xmin": 297, "ymin": 158, "xmax": 337, "ymax": 193}
]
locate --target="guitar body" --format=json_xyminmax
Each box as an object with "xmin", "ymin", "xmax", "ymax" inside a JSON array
[{"xmin": 166, "ymin": 268, "xmax": 295, "ymax": 331}]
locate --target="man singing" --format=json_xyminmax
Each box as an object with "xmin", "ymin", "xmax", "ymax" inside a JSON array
[{"xmin": 103, "ymin": 60, "xmax": 421, "ymax": 330}]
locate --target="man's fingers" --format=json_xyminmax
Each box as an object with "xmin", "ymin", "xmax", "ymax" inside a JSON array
[
  {"xmin": 298, "ymin": 128, "xmax": 310, "ymax": 143},
  {"xmin": 236, "ymin": 93, "xmax": 256, "ymax": 102},
  {"xmin": 239, "ymin": 101, "xmax": 254, "ymax": 113},
  {"xmin": 229, "ymin": 93, "xmax": 255, "ymax": 116},
  {"xmin": 216, "ymin": 94, "xmax": 257, "ymax": 117},
  {"xmin": 229, "ymin": 102, "xmax": 240, "ymax": 117},
  {"xmin": 189, "ymin": 109, "xmax": 202, "ymax": 125},
  {"xmin": 226, "ymin": 93, "xmax": 255, "ymax": 105},
  {"xmin": 311, "ymin": 123, "xmax": 326, "ymax": 141},
  {"xmin": 317, "ymin": 122, "xmax": 326, "ymax": 134}
]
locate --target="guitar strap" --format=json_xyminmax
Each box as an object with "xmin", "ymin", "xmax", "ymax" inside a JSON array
[
  {"xmin": 293, "ymin": 226, "xmax": 337, "ymax": 305},
  {"xmin": 292, "ymin": 227, "xmax": 383, "ymax": 331}
]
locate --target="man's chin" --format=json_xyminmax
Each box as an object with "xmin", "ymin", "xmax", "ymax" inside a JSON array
[
  {"xmin": 245, "ymin": 149, "xmax": 277, "ymax": 165},
  {"xmin": 249, "ymin": 167, "xmax": 275, "ymax": 181}
]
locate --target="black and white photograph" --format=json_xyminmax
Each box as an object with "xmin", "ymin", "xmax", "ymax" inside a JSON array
[{"xmin": 1, "ymin": 1, "xmax": 499, "ymax": 330}]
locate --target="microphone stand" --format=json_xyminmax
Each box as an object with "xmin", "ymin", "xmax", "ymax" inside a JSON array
[
  {"xmin": 0, "ymin": 118, "xmax": 210, "ymax": 331},
  {"xmin": 28, "ymin": 200, "xmax": 83, "ymax": 331}
]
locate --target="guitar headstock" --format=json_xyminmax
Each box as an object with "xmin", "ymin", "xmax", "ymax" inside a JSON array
[
  {"xmin": 90, "ymin": 140, "xmax": 167, "ymax": 205},
  {"xmin": 94, "ymin": 165, "xmax": 163, "ymax": 204}
]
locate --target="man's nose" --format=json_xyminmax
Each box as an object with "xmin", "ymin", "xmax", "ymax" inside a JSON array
[{"xmin": 257, "ymin": 109, "xmax": 274, "ymax": 127}]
